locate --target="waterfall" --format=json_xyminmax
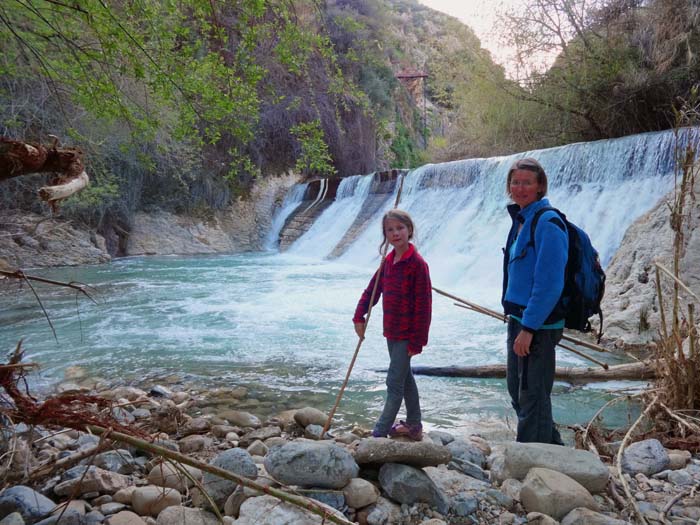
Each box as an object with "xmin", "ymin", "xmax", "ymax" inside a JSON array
[
  {"xmin": 279, "ymin": 128, "xmax": 699, "ymax": 307},
  {"xmin": 265, "ymin": 182, "xmax": 308, "ymax": 249}
]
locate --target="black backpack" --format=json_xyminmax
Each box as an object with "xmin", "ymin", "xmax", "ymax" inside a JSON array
[{"xmin": 530, "ymin": 207, "xmax": 606, "ymax": 341}]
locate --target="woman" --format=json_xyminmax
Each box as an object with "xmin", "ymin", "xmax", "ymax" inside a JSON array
[{"xmin": 502, "ymin": 157, "xmax": 568, "ymax": 445}]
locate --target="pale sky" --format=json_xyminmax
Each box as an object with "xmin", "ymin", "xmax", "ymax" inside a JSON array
[{"xmin": 417, "ymin": 0, "xmax": 521, "ymax": 69}]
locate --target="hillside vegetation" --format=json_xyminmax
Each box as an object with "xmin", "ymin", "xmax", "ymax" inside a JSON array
[{"xmin": 1, "ymin": 0, "xmax": 698, "ymax": 240}]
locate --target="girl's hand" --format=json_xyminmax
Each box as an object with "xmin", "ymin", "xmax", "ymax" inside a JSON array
[
  {"xmin": 513, "ymin": 330, "xmax": 533, "ymax": 357},
  {"xmin": 354, "ymin": 322, "xmax": 366, "ymax": 339}
]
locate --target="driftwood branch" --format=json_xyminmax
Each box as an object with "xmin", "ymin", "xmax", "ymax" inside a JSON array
[
  {"xmin": 408, "ymin": 361, "xmax": 657, "ymax": 384},
  {"xmin": 0, "ymin": 136, "xmax": 89, "ymax": 210}
]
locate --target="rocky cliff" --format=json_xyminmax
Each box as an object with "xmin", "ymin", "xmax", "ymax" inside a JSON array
[
  {"xmin": 602, "ymin": 179, "xmax": 700, "ymax": 348},
  {"xmin": 0, "ymin": 174, "xmax": 298, "ymax": 268}
]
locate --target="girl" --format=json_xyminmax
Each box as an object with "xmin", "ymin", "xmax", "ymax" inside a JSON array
[{"xmin": 353, "ymin": 209, "xmax": 432, "ymax": 440}]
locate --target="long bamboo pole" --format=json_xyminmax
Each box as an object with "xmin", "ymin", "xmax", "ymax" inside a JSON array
[
  {"xmin": 87, "ymin": 426, "xmax": 354, "ymax": 525},
  {"xmin": 322, "ymin": 174, "xmax": 406, "ymax": 435},
  {"xmin": 434, "ymin": 286, "xmax": 614, "ymax": 354}
]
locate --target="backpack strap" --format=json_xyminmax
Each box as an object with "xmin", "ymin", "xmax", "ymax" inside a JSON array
[{"xmin": 528, "ymin": 206, "xmax": 566, "ymax": 250}]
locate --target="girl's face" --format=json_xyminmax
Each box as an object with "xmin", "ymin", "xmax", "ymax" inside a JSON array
[{"xmin": 384, "ymin": 218, "xmax": 411, "ymax": 252}]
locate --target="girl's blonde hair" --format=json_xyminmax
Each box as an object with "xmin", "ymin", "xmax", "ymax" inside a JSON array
[{"xmin": 379, "ymin": 209, "xmax": 415, "ymax": 253}]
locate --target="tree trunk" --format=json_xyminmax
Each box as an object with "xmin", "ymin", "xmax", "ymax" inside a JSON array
[{"xmin": 410, "ymin": 361, "xmax": 657, "ymax": 384}]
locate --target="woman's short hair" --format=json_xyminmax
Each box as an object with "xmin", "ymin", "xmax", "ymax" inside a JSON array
[{"xmin": 506, "ymin": 157, "xmax": 548, "ymax": 199}]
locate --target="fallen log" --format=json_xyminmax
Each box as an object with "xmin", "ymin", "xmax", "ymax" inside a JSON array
[{"xmin": 409, "ymin": 361, "xmax": 657, "ymax": 384}]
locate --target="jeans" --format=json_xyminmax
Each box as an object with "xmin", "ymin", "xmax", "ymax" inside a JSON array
[
  {"xmin": 374, "ymin": 339, "xmax": 421, "ymax": 436},
  {"xmin": 506, "ymin": 318, "xmax": 564, "ymax": 445}
]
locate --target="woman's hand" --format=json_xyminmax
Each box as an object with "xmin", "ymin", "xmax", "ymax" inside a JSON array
[
  {"xmin": 513, "ymin": 330, "xmax": 533, "ymax": 356},
  {"xmin": 354, "ymin": 322, "xmax": 366, "ymax": 339}
]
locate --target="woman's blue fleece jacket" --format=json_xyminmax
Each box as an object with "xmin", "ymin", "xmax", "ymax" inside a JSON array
[{"xmin": 501, "ymin": 198, "xmax": 568, "ymax": 333}]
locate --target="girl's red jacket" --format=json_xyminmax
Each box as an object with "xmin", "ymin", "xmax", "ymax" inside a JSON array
[{"xmin": 353, "ymin": 244, "xmax": 432, "ymax": 355}]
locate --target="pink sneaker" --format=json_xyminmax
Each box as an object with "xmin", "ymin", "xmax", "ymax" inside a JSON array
[{"xmin": 389, "ymin": 420, "xmax": 423, "ymax": 441}]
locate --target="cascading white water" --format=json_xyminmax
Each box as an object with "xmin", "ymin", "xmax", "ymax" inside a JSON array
[
  {"xmin": 287, "ymin": 128, "xmax": 697, "ymax": 309},
  {"xmin": 288, "ymin": 174, "xmax": 374, "ymax": 256},
  {"xmin": 264, "ymin": 182, "xmax": 308, "ymax": 249}
]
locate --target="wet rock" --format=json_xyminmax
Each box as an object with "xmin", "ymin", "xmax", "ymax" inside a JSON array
[
  {"xmin": 621, "ymin": 439, "xmax": 670, "ymax": 476},
  {"xmin": 112, "ymin": 487, "xmax": 136, "ymax": 505},
  {"xmin": 503, "ymin": 442, "xmax": 609, "ymax": 493},
  {"xmin": 98, "ymin": 503, "xmax": 126, "ymax": 516},
  {"xmin": 448, "ymin": 457, "xmax": 488, "ymax": 482},
  {"xmin": 200, "ymin": 448, "xmax": 257, "ymax": 509},
  {"xmin": 354, "ymin": 437, "xmax": 451, "ymax": 468},
  {"xmin": 211, "ymin": 426, "xmax": 238, "ymax": 439},
  {"xmin": 180, "ymin": 418, "xmax": 210, "ymax": 436},
  {"xmin": 223, "ymin": 487, "xmax": 247, "ymax": 518},
  {"xmin": 0, "ymin": 513, "xmax": 25, "ymax": 525},
  {"xmin": 84, "ymin": 512, "xmax": 104, "ymax": 525},
  {"xmin": 54, "ymin": 467, "xmax": 132, "ymax": 497},
  {"xmin": 426, "ymin": 431, "xmax": 455, "ymax": 446},
  {"xmin": 561, "ymin": 507, "xmax": 629, "ymax": 524},
  {"xmin": 0, "ymin": 486, "xmax": 57, "ymax": 525},
  {"xmin": 447, "ymin": 439, "xmax": 486, "ymax": 468},
  {"xmin": 149, "ymin": 386, "xmax": 173, "ymax": 398},
  {"xmin": 378, "ymin": 463, "xmax": 448, "ymax": 514},
  {"xmin": 105, "ymin": 511, "xmax": 145, "ymax": 525},
  {"xmin": 424, "ymin": 464, "xmax": 490, "ymax": 500},
  {"xmin": 520, "ymin": 467, "xmax": 598, "ymax": 520},
  {"xmin": 238, "ymin": 426, "xmax": 281, "ymax": 447},
  {"xmin": 32, "ymin": 510, "xmax": 84, "ymax": 525},
  {"xmin": 233, "ymin": 495, "xmax": 345, "ymax": 525},
  {"xmin": 218, "ymin": 411, "xmax": 261, "ymax": 429},
  {"xmin": 668, "ymin": 469, "xmax": 694, "ymax": 486},
  {"xmin": 178, "ymin": 435, "xmax": 212, "ymax": 454},
  {"xmin": 131, "ymin": 487, "xmax": 181, "ymax": 517},
  {"xmin": 147, "ymin": 462, "xmax": 201, "ymax": 492},
  {"xmin": 668, "ymin": 451, "xmax": 692, "ymax": 470},
  {"xmin": 304, "ymin": 425, "xmax": 328, "ymax": 440},
  {"xmin": 293, "ymin": 407, "xmax": 328, "ymax": 428},
  {"xmin": 246, "ymin": 440, "xmax": 268, "ymax": 457},
  {"xmin": 361, "ymin": 496, "xmax": 402, "ymax": 525},
  {"xmin": 92, "ymin": 450, "xmax": 138, "ymax": 475},
  {"xmin": 525, "ymin": 512, "xmax": 559, "ymax": 525},
  {"xmin": 264, "ymin": 441, "xmax": 358, "ymax": 489},
  {"xmin": 154, "ymin": 506, "xmax": 219, "ymax": 525},
  {"xmin": 343, "ymin": 478, "xmax": 380, "ymax": 509}
]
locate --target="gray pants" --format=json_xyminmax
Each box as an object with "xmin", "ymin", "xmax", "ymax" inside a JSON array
[
  {"xmin": 374, "ymin": 339, "xmax": 421, "ymax": 436},
  {"xmin": 506, "ymin": 318, "xmax": 564, "ymax": 445}
]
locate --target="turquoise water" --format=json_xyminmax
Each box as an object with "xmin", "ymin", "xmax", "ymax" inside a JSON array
[{"xmin": 0, "ymin": 252, "xmax": 639, "ymax": 441}]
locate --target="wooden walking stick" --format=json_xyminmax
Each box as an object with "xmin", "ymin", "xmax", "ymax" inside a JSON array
[{"xmin": 322, "ymin": 174, "xmax": 405, "ymax": 435}]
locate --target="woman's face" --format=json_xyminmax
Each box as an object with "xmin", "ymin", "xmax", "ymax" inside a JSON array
[{"xmin": 509, "ymin": 169, "xmax": 542, "ymax": 209}]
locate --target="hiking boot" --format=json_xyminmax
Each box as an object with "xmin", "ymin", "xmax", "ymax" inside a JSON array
[{"xmin": 389, "ymin": 420, "xmax": 423, "ymax": 441}]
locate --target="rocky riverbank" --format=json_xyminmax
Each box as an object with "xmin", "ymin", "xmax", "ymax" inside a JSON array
[{"xmin": 1, "ymin": 371, "xmax": 698, "ymax": 525}]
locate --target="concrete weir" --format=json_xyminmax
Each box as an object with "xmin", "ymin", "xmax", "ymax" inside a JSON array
[{"xmin": 278, "ymin": 169, "xmax": 407, "ymax": 255}]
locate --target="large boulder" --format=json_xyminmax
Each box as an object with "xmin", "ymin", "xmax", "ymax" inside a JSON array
[
  {"xmin": 446, "ymin": 439, "xmax": 486, "ymax": 468},
  {"xmin": 264, "ymin": 442, "xmax": 358, "ymax": 489},
  {"xmin": 293, "ymin": 408, "xmax": 328, "ymax": 428},
  {"xmin": 621, "ymin": 439, "xmax": 670, "ymax": 476},
  {"xmin": 342, "ymin": 478, "xmax": 380, "ymax": 509},
  {"xmin": 378, "ymin": 463, "xmax": 449, "ymax": 514},
  {"xmin": 200, "ymin": 449, "xmax": 257, "ymax": 509},
  {"xmin": 0, "ymin": 486, "xmax": 56, "ymax": 525},
  {"xmin": 354, "ymin": 437, "xmax": 451, "ymax": 468},
  {"xmin": 520, "ymin": 468, "xmax": 598, "ymax": 521},
  {"xmin": 503, "ymin": 443, "xmax": 609, "ymax": 493}
]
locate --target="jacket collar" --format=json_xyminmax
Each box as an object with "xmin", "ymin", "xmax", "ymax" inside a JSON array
[
  {"xmin": 508, "ymin": 198, "xmax": 552, "ymax": 223},
  {"xmin": 387, "ymin": 243, "xmax": 415, "ymax": 264}
]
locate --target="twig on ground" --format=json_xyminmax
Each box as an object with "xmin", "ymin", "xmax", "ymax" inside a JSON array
[{"xmin": 616, "ymin": 395, "xmax": 658, "ymax": 525}]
